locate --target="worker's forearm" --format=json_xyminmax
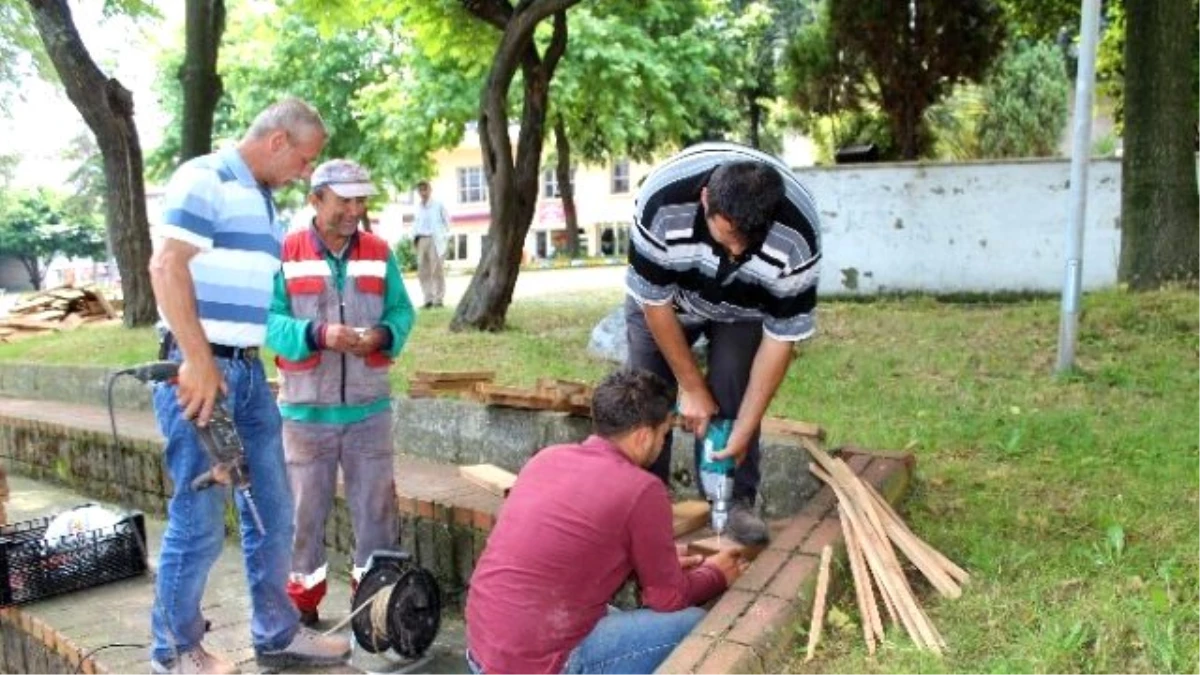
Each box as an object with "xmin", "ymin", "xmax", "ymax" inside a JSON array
[
  {"xmin": 149, "ymin": 255, "xmax": 212, "ymax": 366},
  {"xmin": 735, "ymin": 336, "xmax": 795, "ymax": 430},
  {"xmin": 643, "ymin": 303, "xmax": 706, "ymax": 392}
]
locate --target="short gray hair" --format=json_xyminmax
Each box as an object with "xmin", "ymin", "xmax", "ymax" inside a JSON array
[{"xmin": 245, "ymin": 97, "xmax": 326, "ymax": 142}]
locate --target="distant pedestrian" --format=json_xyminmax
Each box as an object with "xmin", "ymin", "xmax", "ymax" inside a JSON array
[{"xmin": 412, "ymin": 180, "xmax": 449, "ymax": 308}]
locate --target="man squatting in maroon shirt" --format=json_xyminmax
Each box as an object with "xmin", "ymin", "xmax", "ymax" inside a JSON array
[{"xmin": 465, "ymin": 369, "xmax": 748, "ymax": 674}]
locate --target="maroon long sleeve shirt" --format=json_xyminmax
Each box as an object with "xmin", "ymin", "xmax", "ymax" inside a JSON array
[{"xmin": 465, "ymin": 435, "xmax": 727, "ymax": 674}]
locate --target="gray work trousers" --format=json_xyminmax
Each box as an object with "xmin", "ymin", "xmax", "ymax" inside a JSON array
[
  {"xmin": 415, "ymin": 236, "xmax": 445, "ymax": 305},
  {"xmin": 283, "ymin": 411, "xmax": 398, "ymax": 580},
  {"xmin": 624, "ymin": 296, "xmax": 764, "ymax": 504}
]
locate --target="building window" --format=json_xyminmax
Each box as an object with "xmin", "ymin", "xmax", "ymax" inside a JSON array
[
  {"xmin": 445, "ymin": 233, "xmax": 470, "ymax": 262},
  {"xmin": 611, "ymin": 160, "xmax": 630, "ymax": 194},
  {"xmin": 457, "ymin": 167, "xmax": 487, "ymax": 204},
  {"xmin": 600, "ymin": 224, "xmax": 630, "ymax": 257},
  {"xmin": 541, "ymin": 167, "xmax": 576, "ymax": 198}
]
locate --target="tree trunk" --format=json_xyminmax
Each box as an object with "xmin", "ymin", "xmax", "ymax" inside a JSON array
[
  {"xmin": 452, "ymin": 1, "xmax": 578, "ymax": 331},
  {"xmin": 747, "ymin": 97, "xmax": 762, "ymax": 149},
  {"xmin": 19, "ymin": 257, "xmax": 42, "ymax": 291},
  {"xmin": 555, "ymin": 115, "xmax": 580, "ymax": 258},
  {"xmin": 27, "ymin": 0, "xmax": 157, "ymax": 327},
  {"xmin": 179, "ymin": 0, "xmax": 225, "ymax": 161},
  {"xmin": 1118, "ymin": 0, "xmax": 1199, "ymax": 288}
]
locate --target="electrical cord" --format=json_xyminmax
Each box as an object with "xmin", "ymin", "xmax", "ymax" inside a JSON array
[
  {"xmin": 106, "ymin": 369, "xmax": 182, "ymax": 670},
  {"xmin": 73, "ymin": 642, "xmax": 147, "ymax": 675}
]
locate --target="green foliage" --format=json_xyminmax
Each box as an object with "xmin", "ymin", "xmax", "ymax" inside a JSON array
[
  {"xmin": 995, "ymin": 0, "xmax": 1084, "ymax": 41},
  {"xmin": 977, "ymin": 40, "xmax": 1069, "ymax": 158},
  {"xmin": 783, "ymin": 0, "xmax": 1006, "ymax": 160},
  {"xmin": 0, "ymin": 188, "xmax": 106, "ymax": 289},
  {"xmin": 0, "ymin": 1, "xmax": 44, "ymax": 113},
  {"xmin": 549, "ymin": 1, "xmax": 736, "ymax": 166},
  {"xmin": 925, "ymin": 84, "xmax": 986, "ymax": 161},
  {"xmin": 1095, "ymin": 1, "xmax": 1125, "ymax": 130},
  {"xmin": 393, "ymin": 238, "xmax": 417, "ymax": 273}
]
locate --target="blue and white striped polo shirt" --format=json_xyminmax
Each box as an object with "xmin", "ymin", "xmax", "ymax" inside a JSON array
[
  {"xmin": 156, "ymin": 146, "xmax": 284, "ymax": 347},
  {"xmin": 626, "ymin": 142, "xmax": 822, "ymax": 342}
]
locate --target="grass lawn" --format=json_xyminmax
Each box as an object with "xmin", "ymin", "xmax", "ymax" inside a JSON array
[{"xmin": 1, "ymin": 287, "xmax": 1196, "ymax": 673}]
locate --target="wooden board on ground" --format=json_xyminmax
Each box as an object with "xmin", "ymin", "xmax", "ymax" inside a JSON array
[
  {"xmin": 672, "ymin": 500, "xmax": 711, "ymax": 537},
  {"xmin": 459, "ymin": 464, "xmax": 518, "ymax": 497},
  {"xmin": 687, "ymin": 535, "xmax": 764, "ymax": 562},
  {"xmin": 413, "ymin": 370, "xmax": 495, "ymax": 383},
  {"xmin": 0, "ymin": 317, "xmax": 64, "ymax": 331},
  {"xmin": 475, "ymin": 383, "xmax": 562, "ymax": 411},
  {"xmin": 762, "ymin": 417, "xmax": 827, "ymax": 441}
]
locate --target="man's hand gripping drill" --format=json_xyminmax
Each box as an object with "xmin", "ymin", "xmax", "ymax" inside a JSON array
[{"xmin": 123, "ymin": 361, "xmax": 266, "ymax": 534}]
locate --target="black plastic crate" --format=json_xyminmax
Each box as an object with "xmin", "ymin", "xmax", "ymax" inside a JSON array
[{"xmin": 0, "ymin": 506, "xmax": 149, "ymax": 606}]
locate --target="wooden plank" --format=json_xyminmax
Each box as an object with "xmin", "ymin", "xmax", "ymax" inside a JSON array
[
  {"xmin": 762, "ymin": 417, "xmax": 827, "ymax": 441},
  {"xmin": 409, "ymin": 378, "xmax": 486, "ymax": 393},
  {"xmin": 475, "ymin": 383, "xmax": 560, "ymax": 411},
  {"xmin": 459, "ymin": 464, "xmax": 517, "ymax": 497},
  {"xmin": 60, "ymin": 313, "xmax": 88, "ymax": 331},
  {"xmin": 805, "ymin": 544, "xmax": 834, "ymax": 661},
  {"xmin": 672, "ymin": 500, "xmax": 711, "ymax": 537},
  {"xmin": 89, "ymin": 289, "xmax": 118, "ymax": 319},
  {"xmin": 413, "ymin": 370, "xmax": 495, "ymax": 383},
  {"xmin": 0, "ymin": 317, "xmax": 62, "ymax": 331}
]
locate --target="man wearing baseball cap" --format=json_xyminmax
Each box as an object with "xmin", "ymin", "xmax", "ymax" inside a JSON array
[{"xmin": 266, "ymin": 158, "xmax": 415, "ymax": 626}]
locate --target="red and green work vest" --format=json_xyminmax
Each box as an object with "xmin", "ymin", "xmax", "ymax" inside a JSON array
[{"xmin": 275, "ymin": 230, "xmax": 392, "ymax": 406}]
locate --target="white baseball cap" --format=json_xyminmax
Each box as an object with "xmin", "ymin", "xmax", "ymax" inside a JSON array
[{"xmin": 310, "ymin": 158, "xmax": 378, "ymax": 198}]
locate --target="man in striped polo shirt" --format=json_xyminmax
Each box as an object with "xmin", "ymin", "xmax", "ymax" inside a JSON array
[
  {"xmin": 148, "ymin": 98, "xmax": 350, "ymax": 674},
  {"xmin": 625, "ymin": 142, "xmax": 821, "ymax": 546}
]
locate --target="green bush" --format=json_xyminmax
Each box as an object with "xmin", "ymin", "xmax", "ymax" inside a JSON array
[
  {"xmin": 394, "ymin": 238, "xmax": 417, "ymax": 273},
  {"xmin": 977, "ymin": 41, "xmax": 1070, "ymax": 158}
]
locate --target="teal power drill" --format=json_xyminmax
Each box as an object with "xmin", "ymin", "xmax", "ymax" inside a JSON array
[{"xmin": 697, "ymin": 419, "xmax": 735, "ymax": 535}]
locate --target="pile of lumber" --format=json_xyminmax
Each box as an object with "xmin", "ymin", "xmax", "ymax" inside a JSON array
[
  {"xmin": 0, "ymin": 284, "xmax": 119, "ymax": 341},
  {"xmin": 804, "ymin": 438, "xmax": 969, "ymax": 657}
]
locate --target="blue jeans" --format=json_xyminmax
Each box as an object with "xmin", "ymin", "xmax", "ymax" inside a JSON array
[
  {"xmin": 465, "ymin": 607, "xmax": 704, "ymax": 675},
  {"xmin": 150, "ymin": 356, "xmax": 299, "ymax": 664},
  {"xmin": 563, "ymin": 606, "xmax": 705, "ymax": 674}
]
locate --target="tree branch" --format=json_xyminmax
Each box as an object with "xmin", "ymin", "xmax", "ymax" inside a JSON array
[
  {"xmin": 543, "ymin": 10, "xmax": 568, "ymax": 75},
  {"xmin": 461, "ymin": 0, "xmax": 513, "ymax": 31}
]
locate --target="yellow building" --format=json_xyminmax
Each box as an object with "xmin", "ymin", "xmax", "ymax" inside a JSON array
[{"xmin": 376, "ymin": 132, "xmax": 656, "ymax": 269}]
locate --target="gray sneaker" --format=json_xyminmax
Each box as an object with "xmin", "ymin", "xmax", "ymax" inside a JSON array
[
  {"xmin": 727, "ymin": 500, "xmax": 770, "ymax": 546},
  {"xmin": 255, "ymin": 626, "xmax": 351, "ymax": 670},
  {"xmin": 150, "ymin": 645, "xmax": 239, "ymax": 674}
]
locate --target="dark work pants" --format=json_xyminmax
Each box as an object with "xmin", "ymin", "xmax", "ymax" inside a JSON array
[{"xmin": 624, "ymin": 296, "xmax": 764, "ymax": 504}]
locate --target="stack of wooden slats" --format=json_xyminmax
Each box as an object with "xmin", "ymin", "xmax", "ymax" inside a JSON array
[
  {"xmin": 803, "ymin": 438, "xmax": 969, "ymax": 656},
  {"xmin": 0, "ymin": 284, "xmax": 120, "ymax": 341}
]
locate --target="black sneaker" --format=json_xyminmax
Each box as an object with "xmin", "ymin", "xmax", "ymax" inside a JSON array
[
  {"xmin": 423, "ymin": 302, "xmax": 434, "ymax": 309},
  {"xmin": 727, "ymin": 500, "xmax": 770, "ymax": 546}
]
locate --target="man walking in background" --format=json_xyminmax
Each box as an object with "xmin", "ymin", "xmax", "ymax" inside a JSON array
[
  {"xmin": 412, "ymin": 180, "xmax": 449, "ymax": 308},
  {"xmin": 148, "ymin": 98, "xmax": 351, "ymax": 674},
  {"xmin": 267, "ymin": 158, "xmax": 415, "ymax": 627}
]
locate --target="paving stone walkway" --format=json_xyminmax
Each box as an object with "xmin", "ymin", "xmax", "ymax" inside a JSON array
[{"xmin": 3, "ymin": 473, "xmax": 469, "ymax": 674}]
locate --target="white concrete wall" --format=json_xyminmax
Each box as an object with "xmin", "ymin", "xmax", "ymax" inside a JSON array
[{"xmin": 798, "ymin": 157, "xmax": 1123, "ymax": 295}]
